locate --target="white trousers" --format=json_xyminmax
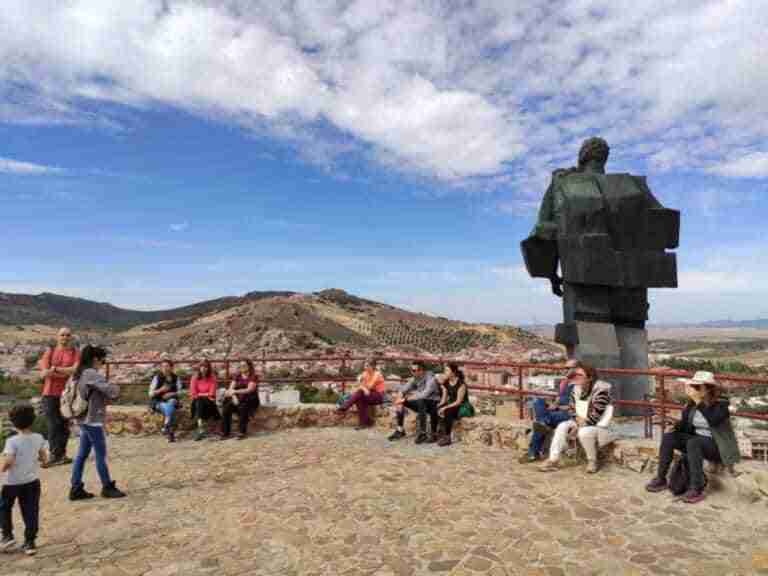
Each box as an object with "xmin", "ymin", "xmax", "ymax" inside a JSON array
[{"xmin": 549, "ymin": 420, "xmax": 613, "ymax": 462}]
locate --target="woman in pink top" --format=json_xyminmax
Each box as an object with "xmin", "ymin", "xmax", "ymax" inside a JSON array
[
  {"xmin": 335, "ymin": 358, "xmax": 385, "ymax": 429},
  {"xmin": 189, "ymin": 360, "xmax": 220, "ymax": 441}
]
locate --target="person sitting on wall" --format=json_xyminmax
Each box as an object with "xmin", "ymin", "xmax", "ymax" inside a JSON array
[
  {"xmin": 220, "ymin": 360, "xmax": 260, "ymax": 440},
  {"xmin": 435, "ymin": 363, "xmax": 468, "ymax": 447},
  {"xmin": 148, "ymin": 359, "xmax": 182, "ymax": 443},
  {"xmin": 519, "ymin": 359, "xmax": 579, "ymax": 463},
  {"xmin": 335, "ymin": 358, "xmax": 386, "ymax": 429},
  {"xmin": 189, "ymin": 360, "xmax": 220, "ymax": 441},
  {"xmin": 539, "ymin": 362, "xmax": 613, "ymax": 474},
  {"xmin": 388, "ymin": 362, "xmax": 440, "ymax": 444},
  {"xmin": 645, "ymin": 371, "xmax": 740, "ymax": 504}
]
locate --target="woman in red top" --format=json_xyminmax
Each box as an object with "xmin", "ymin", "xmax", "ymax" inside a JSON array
[
  {"xmin": 189, "ymin": 360, "xmax": 220, "ymax": 441},
  {"xmin": 221, "ymin": 360, "xmax": 259, "ymax": 440},
  {"xmin": 335, "ymin": 358, "xmax": 386, "ymax": 429}
]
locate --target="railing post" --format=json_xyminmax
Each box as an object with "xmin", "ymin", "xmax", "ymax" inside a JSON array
[
  {"xmin": 518, "ymin": 366, "xmax": 525, "ymax": 420},
  {"xmin": 105, "ymin": 362, "xmax": 111, "ymax": 382},
  {"xmin": 225, "ymin": 360, "xmax": 230, "ymax": 382},
  {"xmin": 659, "ymin": 374, "xmax": 667, "ymax": 435},
  {"xmin": 340, "ymin": 354, "xmax": 348, "ymax": 395}
]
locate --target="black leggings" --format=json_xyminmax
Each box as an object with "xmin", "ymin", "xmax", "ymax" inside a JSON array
[
  {"xmin": 657, "ymin": 431, "xmax": 721, "ymax": 490},
  {"xmin": 440, "ymin": 406, "xmax": 461, "ymax": 436},
  {"xmin": 397, "ymin": 399, "xmax": 439, "ymax": 434},
  {"xmin": 221, "ymin": 399, "xmax": 259, "ymax": 436},
  {"xmin": 1, "ymin": 480, "xmax": 40, "ymax": 543}
]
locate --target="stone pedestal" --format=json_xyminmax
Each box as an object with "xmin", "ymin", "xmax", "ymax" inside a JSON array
[{"xmin": 556, "ymin": 321, "xmax": 649, "ymax": 416}]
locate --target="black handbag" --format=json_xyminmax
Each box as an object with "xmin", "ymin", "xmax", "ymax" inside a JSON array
[{"xmin": 668, "ymin": 458, "xmax": 690, "ymax": 495}]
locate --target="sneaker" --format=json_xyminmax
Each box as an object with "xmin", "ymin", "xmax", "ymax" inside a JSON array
[
  {"xmin": 20, "ymin": 541, "xmax": 36, "ymax": 556},
  {"xmin": 645, "ymin": 477, "xmax": 668, "ymax": 493},
  {"xmin": 46, "ymin": 456, "xmax": 72, "ymax": 468},
  {"xmin": 436, "ymin": 436, "xmax": 451, "ymax": 447},
  {"xmin": 101, "ymin": 482, "xmax": 127, "ymax": 499},
  {"xmin": 0, "ymin": 536, "xmax": 16, "ymax": 552},
  {"xmin": 387, "ymin": 430, "xmax": 406, "ymax": 441},
  {"xmin": 538, "ymin": 460, "xmax": 560, "ymax": 472},
  {"xmin": 69, "ymin": 485, "xmax": 95, "ymax": 501},
  {"xmin": 414, "ymin": 433, "xmax": 428, "ymax": 445},
  {"xmin": 682, "ymin": 488, "xmax": 706, "ymax": 504},
  {"xmin": 518, "ymin": 453, "xmax": 539, "ymax": 464},
  {"xmin": 168, "ymin": 431, "xmax": 176, "ymax": 443}
]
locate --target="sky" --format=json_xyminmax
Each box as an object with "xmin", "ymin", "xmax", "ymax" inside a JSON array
[{"xmin": 1, "ymin": 0, "xmax": 767, "ymax": 326}]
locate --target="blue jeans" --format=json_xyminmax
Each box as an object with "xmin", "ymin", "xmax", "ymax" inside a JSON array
[
  {"xmin": 528, "ymin": 399, "xmax": 573, "ymax": 457},
  {"xmin": 71, "ymin": 424, "xmax": 112, "ymax": 488},
  {"xmin": 155, "ymin": 399, "xmax": 178, "ymax": 427}
]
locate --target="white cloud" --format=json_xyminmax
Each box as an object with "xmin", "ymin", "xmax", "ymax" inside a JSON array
[
  {"xmin": 0, "ymin": 1, "xmax": 766, "ymax": 192},
  {"xmin": 709, "ymin": 152, "xmax": 768, "ymax": 179},
  {"xmin": 169, "ymin": 221, "xmax": 189, "ymax": 233},
  {"xmin": 0, "ymin": 156, "xmax": 62, "ymax": 175}
]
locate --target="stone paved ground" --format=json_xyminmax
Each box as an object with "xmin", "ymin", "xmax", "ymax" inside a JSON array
[{"xmin": 3, "ymin": 428, "xmax": 768, "ymax": 576}]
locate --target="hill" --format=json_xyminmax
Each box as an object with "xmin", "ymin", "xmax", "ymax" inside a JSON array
[{"xmin": 0, "ymin": 289, "xmax": 557, "ymax": 359}]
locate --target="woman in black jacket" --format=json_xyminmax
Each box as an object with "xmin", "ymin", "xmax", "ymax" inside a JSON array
[{"xmin": 646, "ymin": 371, "xmax": 740, "ymax": 504}]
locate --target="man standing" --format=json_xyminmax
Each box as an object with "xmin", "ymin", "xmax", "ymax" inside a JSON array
[
  {"xmin": 38, "ymin": 328, "xmax": 80, "ymax": 466},
  {"xmin": 388, "ymin": 362, "xmax": 441, "ymax": 444}
]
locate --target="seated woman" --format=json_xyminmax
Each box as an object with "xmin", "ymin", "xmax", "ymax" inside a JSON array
[
  {"xmin": 189, "ymin": 360, "xmax": 220, "ymax": 441},
  {"xmin": 539, "ymin": 362, "xmax": 613, "ymax": 474},
  {"xmin": 148, "ymin": 359, "xmax": 182, "ymax": 443},
  {"xmin": 221, "ymin": 360, "xmax": 260, "ymax": 440},
  {"xmin": 436, "ymin": 363, "xmax": 468, "ymax": 446},
  {"xmin": 520, "ymin": 359, "xmax": 579, "ymax": 463},
  {"xmin": 646, "ymin": 371, "xmax": 740, "ymax": 504},
  {"xmin": 335, "ymin": 358, "xmax": 385, "ymax": 429}
]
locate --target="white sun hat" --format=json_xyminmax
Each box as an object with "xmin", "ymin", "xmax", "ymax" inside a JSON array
[{"xmin": 679, "ymin": 370, "xmax": 718, "ymax": 386}]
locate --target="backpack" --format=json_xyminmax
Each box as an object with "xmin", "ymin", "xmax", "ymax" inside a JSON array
[
  {"xmin": 60, "ymin": 376, "xmax": 89, "ymax": 420},
  {"xmin": 668, "ymin": 457, "xmax": 689, "ymax": 495}
]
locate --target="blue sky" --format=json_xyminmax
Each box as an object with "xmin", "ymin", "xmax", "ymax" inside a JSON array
[{"xmin": 1, "ymin": 1, "xmax": 767, "ymax": 325}]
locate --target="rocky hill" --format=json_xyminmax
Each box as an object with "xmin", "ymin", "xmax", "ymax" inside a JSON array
[{"xmin": 0, "ymin": 289, "xmax": 559, "ymax": 363}]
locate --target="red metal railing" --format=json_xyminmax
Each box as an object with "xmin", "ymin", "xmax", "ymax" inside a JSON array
[{"xmin": 105, "ymin": 354, "xmax": 768, "ymax": 437}]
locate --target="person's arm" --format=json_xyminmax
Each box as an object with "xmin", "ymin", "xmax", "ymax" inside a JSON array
[
  {"xmin": 190, "ymin": 377, "xmax": 199, "ymax": 400},
  {"xmin": 235, "ymin": 378, "xmax": 258, "ymax": 395},
  {"xmin": 38, "ymin": 348, "xmax": 53, "ymax": 379},
  {"xmin": 87, "ymin": 371, "xmax": 120, "ymax": 400},
  {"xmin": 207, "ymin": 377, "xmax": 217, "ymax": 400},
  {"xmin": 1, "ymin": 453, "xmax": 14, "ymax": 473},
  {"xmin": 38, "ymin": 442, "xmax": 49, "ymax": 467},
  {"xmin": 450, "ymin": 384, "xmax": 467, "ymax": 409},
  {"xmin": 438, "ymin": 384, "xmax": 448, "ymax": 408},
  {"xmin": 149, "ymin": 375, "xmax": 161, "ymax": 399},
  {"xmin": 698, "ymin": 400, "xmax": 731, "ymax": 428}
]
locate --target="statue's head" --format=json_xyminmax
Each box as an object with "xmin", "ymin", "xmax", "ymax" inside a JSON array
[{"xmin": 577, "ymin": 137, "xmax": 610, "ymax": 171}]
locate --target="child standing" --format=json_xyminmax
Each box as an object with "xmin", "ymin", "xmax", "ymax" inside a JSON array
[{"xmin": 1, "ymin": 404, "xmax": 49, "ymax": 556}]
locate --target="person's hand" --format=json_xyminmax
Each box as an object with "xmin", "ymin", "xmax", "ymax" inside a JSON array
[
  {"xmin": 438, "ymin": 407, "xmax": 447, "ymax": 417},
  {"xmin": 575, "ymin": 416, "xmax": 586, "ymax": 427},
  {"xmin": 362, "ymin": 388, "xmax": 369, "ymax": 396}
]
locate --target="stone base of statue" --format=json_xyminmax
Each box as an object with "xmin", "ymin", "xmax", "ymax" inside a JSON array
[{"xmin": 555, "ymin": 321, "xmax": 650, "ymax": 416}]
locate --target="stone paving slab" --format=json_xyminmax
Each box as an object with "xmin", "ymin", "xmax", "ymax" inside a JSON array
[{"xmin": 2, "ymin": 428, "xmax": 768, "ymax": 576}]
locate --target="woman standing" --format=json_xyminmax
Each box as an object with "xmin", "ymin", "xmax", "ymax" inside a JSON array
[
  {"xmin": 69, "ymin": 345, "xmax": 126, "ymax": 501},
  {"xmin": 221, "ymin": 360, "xmax": 260, "ymax": 440},
  {"xmin": 148, "ymin": 359, "xmax": 182, "ymax": 443},
  {"xmin": 645, "ymin": 371, "xmax": 740, "ymax": 504},
  {"xmin": 436, "ymin": 363, "xmax": 468, "ymax": 447},
  {"xmin": 539, "ymin": 362, "xmax": 613, "ymax": 474},
  {"xmin": 335, "ymin": 359, "xmax": 386, "ymax": 429},
  {"xmin": 189, "ymin": 360, "xmax": 220, "ymax": 441}
]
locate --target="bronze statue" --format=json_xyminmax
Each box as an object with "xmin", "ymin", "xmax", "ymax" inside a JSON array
[{"xmin": 521, "ymin": 137, "xmax": 679, "ymax": 410}]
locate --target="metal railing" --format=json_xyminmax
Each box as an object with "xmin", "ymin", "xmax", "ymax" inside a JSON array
[{"xmin": 105, "ymin": 353, "xmax": 768, "ymax": 438}]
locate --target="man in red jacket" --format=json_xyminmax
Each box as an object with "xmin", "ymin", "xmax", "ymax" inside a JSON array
[{"xmin": 38, "ymin": 327, "xmax": 80, "ymax": 466}]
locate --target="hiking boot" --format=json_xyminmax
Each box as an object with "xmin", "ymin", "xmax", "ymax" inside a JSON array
[
  {"xmin": 0, "ymin": 535, "xmax": 16, "ymax": 552},
  {"xmin": 414, "ymin": 433, "xmax": 428, "ymax": 445},
  {"xmin": 20, "ymin": 541, "xmax": 36, "ymax": 556},
  {"xmin": 436, "ymin": 436, "xmax": 451, "ymax": 447},
  {"xmin": 682, "ymin": 488, "xmax": 706, "ymax": 504},
  {"xmin": 101, "ymin": 482, "xmax": 127, "ymax": 499},
  {"xmin": 645, "ymin": 477, "xmax": 668, "ymax": 493},
  {"xmin": 69, "ymin": 485, "xmax": 95, "ymax": 501},
  {"xmin": 387, "ymin": 430, "xmax": 406, "ymax": 441}
]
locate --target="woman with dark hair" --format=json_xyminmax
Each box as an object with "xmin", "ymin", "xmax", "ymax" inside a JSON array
[
  {"xmin": 646, "ymin": 371, "xmax": 740, "ymax": 504},
  {"xmin": 335, "ymin": 358, "xmax": 385, "ymax": 429},
  {"xmin": 189, "ymin": 360, "xmax": 220, "ymax": 441},
  {"xmin": 69, "ymin": 345, "xmax": 126, "ymax": 501},
  {"xmin": 148, "ymin": 359, "xmax": 182, "ymax": 443},
  {"xmin": 220, "ymin": 360, "xmax": 260, "ymax": 440},
  {"xmin": 435, "ymin": 363, "xmax": 467, "ymax": 447},
  {"xmin": 539, "ymin": 362, "xmax": 613, "ymax": 474}
]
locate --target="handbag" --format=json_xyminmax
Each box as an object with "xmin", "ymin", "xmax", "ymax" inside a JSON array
[
  {"xmin": 668, "ymin": 457, "xmax": 689, "ymax": 495},
  {"xmin": 458, "ymin": 396, "xmax": 475, "ymax": 418}
]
